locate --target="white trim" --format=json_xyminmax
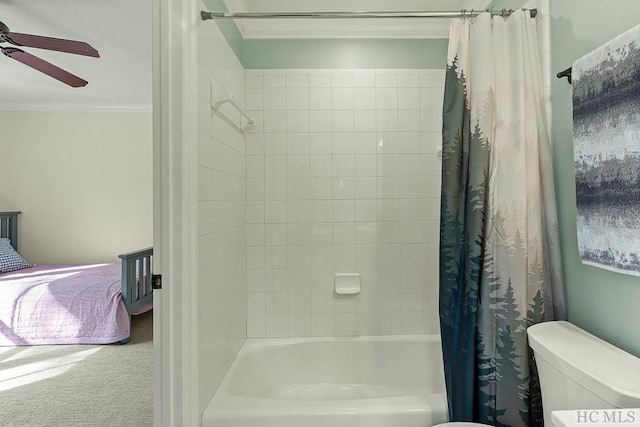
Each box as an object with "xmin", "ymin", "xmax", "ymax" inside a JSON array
[
  {"xmin": 156, "ymin": 0, "xmax": 200, "ymax": 425},
  {"xmin": 0, "ymin": 103, "xmax": 152, "ymax": 113},
  {"xmin": 151, "ymin": 0, "xmax": 163, "ymax": 424},
  {"xmin": 237, "ymin": 20, "xmax": 451, "ymax": 39},
  {"xmin": 181, "ymin": 0, "xmax": 201, "ymax": 423}
]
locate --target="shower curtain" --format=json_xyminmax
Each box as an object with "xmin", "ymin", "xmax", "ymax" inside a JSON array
[{"xmin": 439, "ymin": 11, "xmax": 566, "ymax": 427}]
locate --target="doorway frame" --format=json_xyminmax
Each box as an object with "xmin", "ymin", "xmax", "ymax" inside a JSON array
[{"xmin": 153, "ymin": 0, "xmax": 200, "ymax": 425}]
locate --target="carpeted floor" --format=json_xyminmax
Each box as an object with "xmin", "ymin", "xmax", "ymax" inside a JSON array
[{"xmin": 0, "ymin": 311, "xmax": 153, "ymax": 427}]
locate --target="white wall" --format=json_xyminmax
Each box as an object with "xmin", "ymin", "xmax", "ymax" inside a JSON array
[
  {"xmin": 244, "ymin": 68, "xmax": 444, "ymax": 338},
  {"xmin": 197, "ymin": 8, "xmax": 247, "ymax": 413},
  {"xmin": 0, "ymin": 112, "xmax": 152, "ymax": 263}
]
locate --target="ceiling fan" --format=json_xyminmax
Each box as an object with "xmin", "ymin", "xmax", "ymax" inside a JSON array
[{"xmin": 0, "ymin": 21, "xmax": 99, "ymax": 88}]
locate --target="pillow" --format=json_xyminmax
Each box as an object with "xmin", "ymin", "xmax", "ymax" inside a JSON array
[{"xmin": 0, "ymin": 238, "xmax": 33, "ymax": 273}]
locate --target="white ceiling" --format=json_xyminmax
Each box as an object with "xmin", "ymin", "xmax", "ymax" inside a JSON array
[
  {"xmin": 222, "ymin": 0, "xmax": 492, "ymax": 39},
  {"xmin": 0, "ymin": 0, "xmax": 152, "ymax": 110}
]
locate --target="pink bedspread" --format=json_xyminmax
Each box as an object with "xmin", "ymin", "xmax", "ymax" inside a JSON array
[{"xmin": 0, "ymin": 264, "xmax": 130, "ymax": 345}]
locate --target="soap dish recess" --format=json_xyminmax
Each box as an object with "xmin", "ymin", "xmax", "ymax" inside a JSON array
[{"xmin": 334, "ymin": 273, "xmax": 360, "ymax": 295}]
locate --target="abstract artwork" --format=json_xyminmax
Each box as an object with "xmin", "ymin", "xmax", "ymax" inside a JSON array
[{"xmin": 573, "ymin": 24, "xmax": 640, "ymax": 276}]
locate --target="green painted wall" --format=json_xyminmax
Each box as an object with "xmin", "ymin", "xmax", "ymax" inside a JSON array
[
  {"xmin": 241, "ymin": 39, "xmax": 448, "ymax": 69},
  {"xmin": 551, "ymin": 1, "xmax": 640, "ymax": 356},
  {"xmin": 202, "ymin": 0, "xmax": 243, "ymax": 59},
  {"xmin": 490, "ymin": 0, "xmax": 528, "ymax": 11}
]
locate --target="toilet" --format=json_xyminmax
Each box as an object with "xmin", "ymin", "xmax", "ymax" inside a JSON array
[
  {"xmin": 436, "ymin": 321, "xmax": 640, "ymax": 427},
  {"xmin": 433, "ymin": 424, "xmax": 491, "ymax": 427},
  {"xmin": 432, "ymin": 422, "xmax": 491, "ymax": 427},
  {"xmin": 528, "ymin": 321, "xmax": 640, "ymax": 426}
]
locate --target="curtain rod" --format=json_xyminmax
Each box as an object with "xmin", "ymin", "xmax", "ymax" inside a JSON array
[{"xmin": 201, "ymin": 9, "xmax": 538, "ymax": 21}]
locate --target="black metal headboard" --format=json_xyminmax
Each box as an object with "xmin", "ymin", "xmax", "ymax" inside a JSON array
[{"xmin": 0, "ymin": 211, "xmax": 20, "ymax": 251}]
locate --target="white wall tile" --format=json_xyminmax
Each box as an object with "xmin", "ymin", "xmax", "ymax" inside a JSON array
[
  {"xmin": 263, "ymin": 111, "xmax": 287, "ymax": 133},
  {"xmin": 309, "ymin": 74, "xmax": 331, "ymax": 88},
  {"xmin": 310, "ymin": 155, "xmax": 333, "ymax": 177},
  {"xmin": 288, "ymin": 269, "xmax": 311, "ymax": 291},
  {"xmin": 266, "ymin": 315, "xmax": 289, "ymax": 337},
  {"xmin": 310, "ymin": 133, "xmax": 332, "ymax": 154},
  {"xmin": 310, "ymin": 111, "xmax": 332, "ymax": 132},
  {"xmin": 332, "ymin": 133, "xmax": 355, "ymax": 154},
  {"xmin": 287, "ymin": 88, "xmax": 309, "ymax": 110},
  {"xmin": 376, "ymin": 132, "xmax": 398, "ymax": 154},
  {"xmin": 289, "ymin": 314, "xmax": 312, "ymax": 337},
  {"xmin": 354, "ymin": 133, "xmax": 378, "ymax": 154},
  {"xmin": 332, "ymin": 111, "xmax": 354, "ymax": 132},
  {"xmin": 332, "ymin": 88, "xmax": 354, "ymax": 110},
  {"xmin": 334, "ymin": 313, "xmax": 358, "ymax": 336},
  {"xmin": 311, "ymin": 268, "xmax": 334, "ymax": 290},
  {"xmin": 398, "ymin": 132, "xmax": 421, "ymax": 154},
  {"xmin": 333, "ymin": 200, "xmax": 356, "ymax": 222},
  {"xmin": 377, "ymin": 111, "xmax": 399, "ymax": 132},
  {"xmin": 376, "ymin": 87, "xmax": 398, "ymax": 109},
  {"xmin": 247, "ymin": 269, "xmax": 266, "ymax": 292},
  {"xmin": 246, "ymin": 74, "xmax": 264, "ymax": 89},
  {"xmin": 333, "ymin": 245, "xmax": 356, "ymax": 267},
  {"xmin": 266, "ymin": 291, "xmax": 289, "ymax": 315},
  {"xmin": 402, "ymin": 311, "xmax": 425, "ymax": 334},
  {"xmin": 266, "ymin": 269, "xmax": 288, "ymax": 292},
  {"xmin": 331, "ymin": 176, "xmax": 353, "ymax": 200},
  {"xmin": 247, "ymin": 292, "xmax": 266, "ymax": 315},
  {"xmin": 310, "ymin": 245, "xmax": 334, "ymax": 268},
  {"xmin": 264, "ymin": 74, "xmax": 286, "ymax": 88},
  {"xmin": 264, "ymin": 88, "xmax": 287, "ymax": 110},
  {"xmin": 287, "ymin": 74, "xmax": 309, "ymax": 88},
  {"xmin": 312, "ymin": 291, "xmax": 334, "ymax": 313},
  {"xmin": 379, "ymin": 311, "xmax": 402, "ymax": 335},
  {"xmin": 246, "ymin": 88, "xmax": 264, "ymax": 110},
  {"xmin": 398, "ymin": 74, "xmax": 419, "ymax": 88},
  {"xmin": 354, "ymin": 71, "xmax": 376, "ymax": 88},
  {"xmin": 287, "ymin": 111, "xmax": 310, "ymax": 133},
  {"xmin": 333, "ymin": 222, "xmax": 356, "ymax": 244},
  {"xmin": 247, "ymin": 315, "xmax": 266, "ymax": 337},
  {"xmin": 246, "ymin": 68, "xmax": 444, "ymax": 338},
  {"xmin": 354, "ymin": 88, "xmax": 376, "ymax": 110},
  {"xmin": 199, "ymin": 19, "xmax": 246, "ymax": 412},
  {"xmin": 312, "ymin": 313, "xmax": 334, "ymax": 336},
  {"xmin": 310, "ymin": 223, "xmax": 333, "ymax": 245},
  {"xmin": 358, "ymin": 312, "xmax": 380, "ymax": 335},
  {"xmin": 310, "ymin": 178, "xmax": 333, "ymax": 199},
  {"xmin": 331, "ymin": 72, "xmax": 354, "ymax": 88},
  {"xmin": 399, "ymin": 110, "xmax": 421, "ymax": 132},
  {"xmin": 354, "ymin": 111, "xmax": 377, "ymax": 132},
  {"xmin": 264, "ymin": 133, "xmax": 287, "ymax": 155},
  {"xmin": 355, "ymin": 177, "xmax": 377, "ymax": 200}
]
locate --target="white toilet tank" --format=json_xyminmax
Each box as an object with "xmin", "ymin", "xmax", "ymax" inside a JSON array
[{"xmin": 527, "ymin": 321, "xmax": 640, "ymax": 426}]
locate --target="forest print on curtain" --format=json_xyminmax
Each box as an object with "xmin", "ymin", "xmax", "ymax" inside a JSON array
[{"xmin": 439, "ymin": 11, "xmax": 566, "ymax": 427}]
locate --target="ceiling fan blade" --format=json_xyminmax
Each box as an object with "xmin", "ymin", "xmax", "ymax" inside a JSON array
[
  {"xmin": 1, "ymin": 47, "xmax": 88, "ymax": 88},
  {"xmin": 1, "ymin": 32, "xmax": 100, "ymax": 58}
]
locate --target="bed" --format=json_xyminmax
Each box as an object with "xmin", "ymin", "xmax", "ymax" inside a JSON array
[{"xmin": 0, "ymin": 211, "xmax": 153, "ymax": 345}]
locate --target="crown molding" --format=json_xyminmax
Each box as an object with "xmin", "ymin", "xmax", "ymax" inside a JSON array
[
  {"xmin": 238, "ymin": 19, "xmax": 451, "ymax": 39},
  {"xmin": 0, "ymin": 103, "xmax": 153, "ymax": 113}
]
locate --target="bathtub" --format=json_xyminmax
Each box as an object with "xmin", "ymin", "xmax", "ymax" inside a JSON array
[{"xmin": 202, "ymin": 334, "xmax": 448, "ymax": 427}]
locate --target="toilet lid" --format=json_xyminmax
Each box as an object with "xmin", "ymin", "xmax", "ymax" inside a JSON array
[{"xmin": 432, "ymin": 423, "xmax": 493, "ymax": 427}]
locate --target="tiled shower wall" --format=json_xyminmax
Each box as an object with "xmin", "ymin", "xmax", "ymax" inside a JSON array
[
  {"xmin": 244, "ymin": 69, "xmax": 444, "ymax": 338},
  {"xmin": 197, "ymin": 10, "xmax": 247, "ymax": 411}
]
